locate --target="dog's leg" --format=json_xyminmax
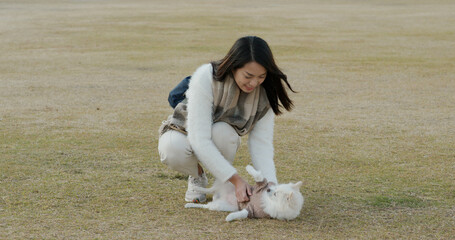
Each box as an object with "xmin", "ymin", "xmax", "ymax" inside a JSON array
[
  {"xmin": 185, "ymin": 203, "xmax": 208, "ymax": 209},
  {"xmin": 186, "ymin": 201, "xmax": 237, "ymax": 212},
  {"xmin": 246, "ymin": 165, "xmax": 264, "ymax": 182},
  {"xmin": 225, "ymin": 209, "xmax": 249, "ymax": 222},
  {"xmin": 207, "ymin": 200, "xmax": 238, "ymax": 212}
]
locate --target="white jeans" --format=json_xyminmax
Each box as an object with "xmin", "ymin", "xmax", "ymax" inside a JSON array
[{"xmin": 158, "ymin": 122, "xmax": 241, "ymax": 177}]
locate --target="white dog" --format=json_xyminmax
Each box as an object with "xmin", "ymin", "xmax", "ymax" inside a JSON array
[{"xmin": 185, "ymin": 165, "xmax": 304, "ymax": 221}]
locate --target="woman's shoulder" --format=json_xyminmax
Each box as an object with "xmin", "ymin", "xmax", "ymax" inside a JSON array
[
  {"xmin": 192, "ymin": 63, "xmax": 213, "ymax": 81},
  {"xmin": 188, "ymin": 63, "xmax": 214, "ymax": 90},
  {"xmin": 195, "ymin": 63, "xmax": 213, "ymax": 73}
]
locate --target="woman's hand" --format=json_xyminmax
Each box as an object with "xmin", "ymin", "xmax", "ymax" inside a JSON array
[{"xmin": 229, "ymin": 174, "xmax": 252, "ymax": 203}]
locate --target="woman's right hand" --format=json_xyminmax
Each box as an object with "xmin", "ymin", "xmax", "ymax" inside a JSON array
[{"xmin": 228, "ymin": 174, "xmax": 252, "ymax": 203}]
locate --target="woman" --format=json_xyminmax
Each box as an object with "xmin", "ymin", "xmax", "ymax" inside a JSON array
[{"xmin": 158, "ymin": 36, "xmax": 295, "ymax": 203}]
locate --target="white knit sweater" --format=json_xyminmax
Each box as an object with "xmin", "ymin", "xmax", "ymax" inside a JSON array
[{"xmin": 186, "ymin": 64, "xmax": 277, "ymax": 184}]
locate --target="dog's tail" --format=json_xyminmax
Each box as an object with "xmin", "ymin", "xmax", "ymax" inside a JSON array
[
  {"xmin": 191, "ymin": 185, "xmax": 217, "ymax": 194},
  {"xmin": 191, "ymin": 180, "xmax": 224, "ymax": 194}
]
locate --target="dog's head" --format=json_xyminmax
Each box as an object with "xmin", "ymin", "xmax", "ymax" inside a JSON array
[{"xmin": 262, "ymin": 181, "xmax": 304, "ymax": 220}]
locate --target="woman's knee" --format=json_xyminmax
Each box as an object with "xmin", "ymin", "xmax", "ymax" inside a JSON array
[
  {"xmin": 159, "ymin": 131, "xmax": 188, "ymax": 162},
  {"xmin": 211, "ymin": 122, "xmax": 240, "ymax": 162},
  {"xmin": 158, "ymin": 131, "xmax": 198, "ymax": 176}
]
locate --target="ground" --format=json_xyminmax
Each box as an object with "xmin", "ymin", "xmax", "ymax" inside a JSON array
[{"xmin": 1, "ymin": 0, "xmax": 454, "ymax": 239}]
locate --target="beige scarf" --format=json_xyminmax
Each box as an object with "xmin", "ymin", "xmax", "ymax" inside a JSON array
[
  {"xmin": 159, "ymin": 75, "xmax": 270, "ymax": 136},
  {"xmin": 211, "ymin": 75, "xmax": 270, "ymax": 136}
]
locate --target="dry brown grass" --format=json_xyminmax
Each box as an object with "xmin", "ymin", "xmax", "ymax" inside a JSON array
[{"xmin": 1, "ymin": 0, "xmax": 454, "ymax": 239}]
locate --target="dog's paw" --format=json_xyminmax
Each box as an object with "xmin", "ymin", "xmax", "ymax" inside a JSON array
[
  {"xmin": 225, "ymin": 213, "xmax": 236, "ymax": 222},
  {"xmin": 245, "ymin": 165, "xmax": 256, "ymax": 174},
  {"xmin": 246, "ymin": 165, "xmax": 263, "ymax": 182},
  {"xmin": 185, "ymin": 203, "xmax": 196, "ymax": 208},
  {"xmin": 225, "ymin": 209, "xmax": 248, "ymax": 222}
]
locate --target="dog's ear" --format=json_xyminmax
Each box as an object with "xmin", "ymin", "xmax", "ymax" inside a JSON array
[
  {"xmin": 292, "ymin": 181, "xmax": 303, "ymax": 190},
  {"xmin": 287, "ymin": 192, "xmax": 293, "ymax": 201}
]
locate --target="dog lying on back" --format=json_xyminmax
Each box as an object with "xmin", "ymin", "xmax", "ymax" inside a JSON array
[{"xmin": 185, "ymin": 165, "xmax": 304, "ymax": 221}]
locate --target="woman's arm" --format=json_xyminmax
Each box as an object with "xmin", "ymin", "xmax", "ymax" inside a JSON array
[
  {"xmin": 186, "ymin": 64, "xmax": 238, "ymax": 183},
  {"xmin": 248, "ymin": 108, "xmax": 278, "ymax": 184}
]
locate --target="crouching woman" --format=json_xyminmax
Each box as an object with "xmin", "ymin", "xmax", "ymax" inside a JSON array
[{"xmin": 158, "ymin": 36, "xmax": 295, "ymax": 203}]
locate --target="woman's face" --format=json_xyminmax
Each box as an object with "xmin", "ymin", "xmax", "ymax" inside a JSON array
[{"xmin": 232, "ymin": 61, "xmax": 267, "ymax": 93}]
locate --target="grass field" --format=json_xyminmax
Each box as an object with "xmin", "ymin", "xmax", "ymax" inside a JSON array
[{"xmin": 1, "ymin": 0, "xmax": 454, "ymax": 239}]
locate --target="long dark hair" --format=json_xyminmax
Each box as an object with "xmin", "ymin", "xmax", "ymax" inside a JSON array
[{"xmin": 211, "ymin": 36, "xmax": 295, "ymax": 115}]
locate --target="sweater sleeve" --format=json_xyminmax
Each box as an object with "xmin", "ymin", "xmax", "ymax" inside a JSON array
[
  {"xmin": 248, "ymin": 108, "xmax": 277, "ymax": 184},
  {"xmin": 186, "ymin": 64, "xmax": 238, "ymax": 182}
]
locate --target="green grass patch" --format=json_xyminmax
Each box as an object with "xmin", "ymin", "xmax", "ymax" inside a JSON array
[
  {"xmin": 1, "ymin": 0, "xmax": 455, "ymax": 239},
  {"xmin": 367, "ymin": 195, "xmax": 428, "ymax": 209}
]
